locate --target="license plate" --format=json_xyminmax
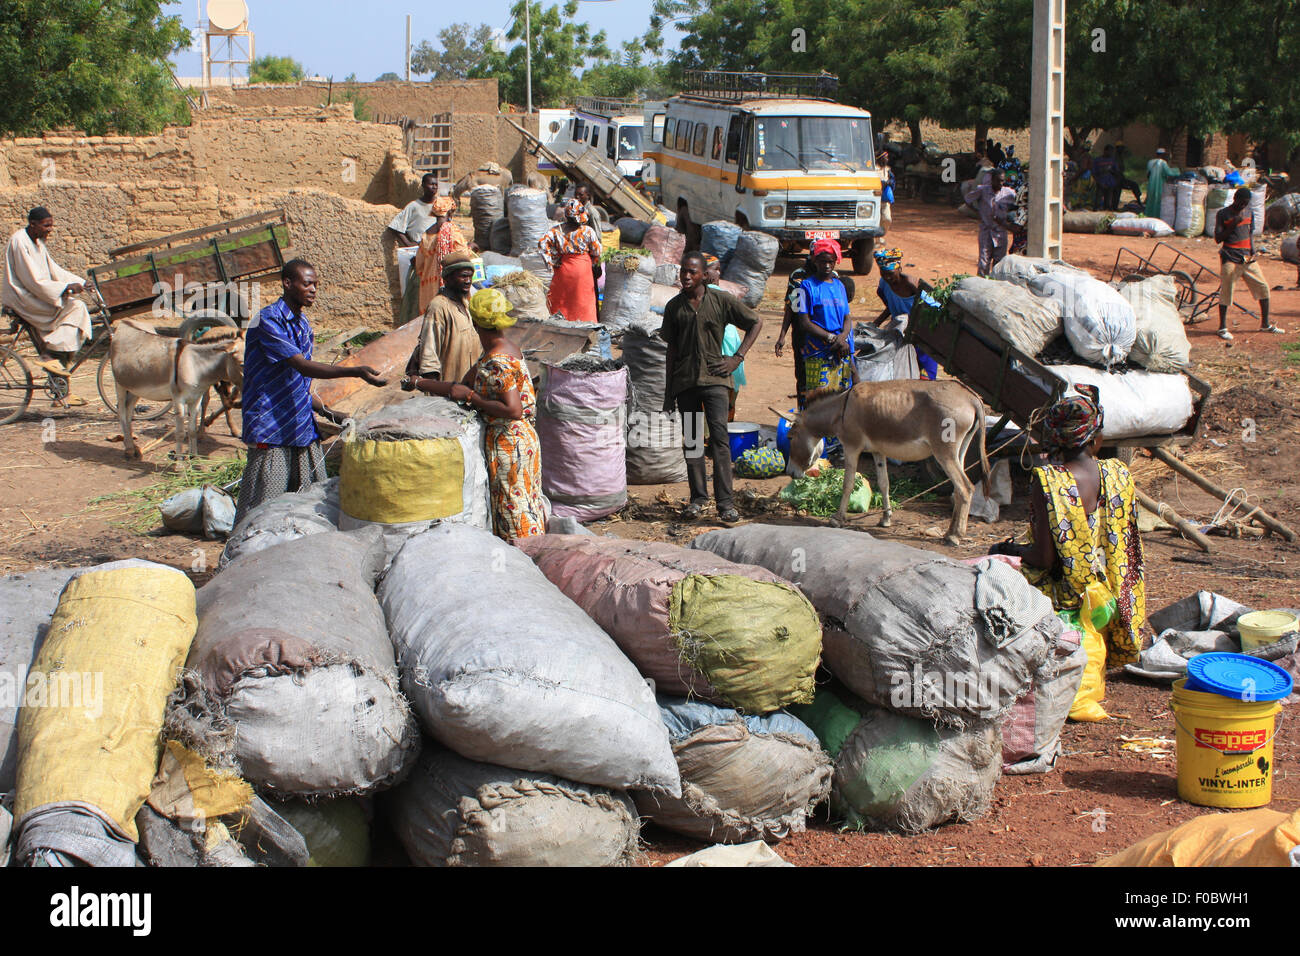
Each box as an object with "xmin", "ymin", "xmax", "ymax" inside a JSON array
[{"xmin": 805, "ymin": 230, "xmax": 839, "ymax": 241}]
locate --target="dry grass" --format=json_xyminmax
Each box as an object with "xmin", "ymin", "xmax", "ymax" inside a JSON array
[{"xmin": 1129, "ymin": 445, "xmax": 1244, "ymax": 485}]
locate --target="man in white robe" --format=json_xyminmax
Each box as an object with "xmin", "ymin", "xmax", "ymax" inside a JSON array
[{"xmin": 4, "ymin": 208, "xmax": 93, "ymax": 391}]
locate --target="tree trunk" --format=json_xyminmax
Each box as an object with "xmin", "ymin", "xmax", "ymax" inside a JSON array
[
  {"xmin": 974, "ymin": 122, "xmax": 988, "ymax": 154},
  {"xmin": 908, "ymin": 118, "xmax": 922, "ymax": 148}
]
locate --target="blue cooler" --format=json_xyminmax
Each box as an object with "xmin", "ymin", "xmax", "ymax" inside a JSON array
[{"xmin": 728, "ymin": 422, "xmax": 760, "ymax": 461}]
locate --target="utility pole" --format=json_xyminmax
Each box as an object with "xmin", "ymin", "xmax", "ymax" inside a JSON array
[
  {"xmin": 1028, "ymin": 0, "xmax": 1065, "ymax": 258},
  {"xmin": 525, "ymin": 1, "xmax": 533, "ymax": 114},
  {"xmin": 405, "ymin": 15, "xmax": 412, "ymax": 82}
]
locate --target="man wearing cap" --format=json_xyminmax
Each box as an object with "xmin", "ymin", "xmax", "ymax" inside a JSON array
[
  {"xmin": 1144, "ymin": 148, "xmax": 1179, "ymax": 219},
  {"xmin": 407, "ymin": 250, "xmax": 481, "ymax": 385},
  {"xmin": 3, "ymin": 207, "xmax": 94, "ymax": 400},
  {"xmin": 1214, "ymin": 186, "xmax": 1278, "ymax": 340}
]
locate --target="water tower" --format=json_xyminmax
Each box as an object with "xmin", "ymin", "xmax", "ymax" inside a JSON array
[{"xmin": 201, "ymin": 0, "xmax": 254, "ymax": 87}]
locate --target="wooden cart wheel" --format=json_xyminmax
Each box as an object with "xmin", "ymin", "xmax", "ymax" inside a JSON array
[
  {"xmin": 178, "ymin": 310, "xmax": 238, "ymax": 342},
  {"xmin": 97, "ymin": 353, "xmax": 172, "ymax": 421}
]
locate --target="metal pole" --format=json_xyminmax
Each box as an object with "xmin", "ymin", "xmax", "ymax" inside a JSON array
[
  {"xmin": 1028, "ymin": 0, "xmax": 1065, "ymax": 258},
  {"xmin": 525, "ymin": 1, "xmax": 532, "ymax": 114},
  {"xmin": 405, "ymin": 15, "xmax": 411, "ymax": 82}
]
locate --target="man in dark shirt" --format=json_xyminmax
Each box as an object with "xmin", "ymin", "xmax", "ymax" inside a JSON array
[
  {"xmin": 661, "ymin": 251, "xmax": 763, "ymax": 522},
  {"xmin": 1213, "ymin": 187, "xmax": 1278, "ymax": 340}
]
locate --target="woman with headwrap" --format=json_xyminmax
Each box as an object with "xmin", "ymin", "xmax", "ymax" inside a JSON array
[
  {"xmin": 412, "ymin": 195, "xmax": 472, "ymax": 316},
  {"xmin": 538, "ymin": 198, "xmax": 602, "ymax": 322},
  {"xmin": 794, "ymin": 237, "xmax": 856, "ymax": 395},
  {"xmin": 992, "ymin": 385, "xmax": 1146, "ymax": 719},
  {"xmin": 871, "ymin": 247, "xmax": 939, "ymax": 380},
  {"xmin": 404, "ymin": 289, "xmax": 547, "ymax": 541}
]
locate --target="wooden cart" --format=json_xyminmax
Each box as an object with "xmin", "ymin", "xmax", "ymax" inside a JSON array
[{"xmin": 905, "ymin": 284, "xmax": 1297, "ymax": 547}]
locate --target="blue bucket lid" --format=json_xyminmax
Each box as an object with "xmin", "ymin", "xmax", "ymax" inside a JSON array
[{"xmin": 1185, "ymin": 653, "xmax": 1294, "ymax": 702}]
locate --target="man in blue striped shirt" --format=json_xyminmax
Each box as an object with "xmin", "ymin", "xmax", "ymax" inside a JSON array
[{"xmin": 233, "ymin": 259, "xmax": 387, "ymax": 525}]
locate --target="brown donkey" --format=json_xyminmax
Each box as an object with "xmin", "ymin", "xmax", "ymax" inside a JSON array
[{"xmin": 779, "ymin": 380, "xmax": 990, "ymax": 545}]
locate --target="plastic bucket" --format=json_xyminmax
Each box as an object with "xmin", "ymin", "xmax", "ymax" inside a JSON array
[
  {"xmin": 1236, "ymin": 610, "xmax": 1299, "ymax": 652},
  {"xmin": 1171, "ymin": 678, "xmax": 1282, "ymax": 808},
  {"xmin": 728, "ymin": 422, "xmax": 760, "ymax": 460}
]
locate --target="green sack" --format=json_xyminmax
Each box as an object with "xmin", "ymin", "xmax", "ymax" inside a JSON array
[
  {"xmin": 779, "ymin": 468, "xmax": 872, "ymax": 516},
  {"xmin": 669, "ymin": 573, "xmax": 821, "ymax": 714},
  {"xmin": 273, "ymin": 798, "xmax": 371, "ymax": 867},
  {"xmin": 793, "ymin": 686, "xmax": 1001, "ymax": 832}
]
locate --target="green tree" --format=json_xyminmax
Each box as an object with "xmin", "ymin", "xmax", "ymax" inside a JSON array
[
  {"xmin": 250, "ymin": 54, "xmax": 306, "ymax": 84},
  {"xmin": 470, "ymin": 1, "xmax": 612, "ymax": 107},
  {"xmin": 375, "ymin": 71, "xmax": 402, "ymax": 82},
  {"xmin": 410, "ymin": 22, "xmax": 496, "ymax": 79},
  {"xmin": 0, "ymin": 0, "xmax": 191, "ymax": 136},
  {"xmin": 581, "ymin": 42, "xmax": 673, "ymax": 99}
]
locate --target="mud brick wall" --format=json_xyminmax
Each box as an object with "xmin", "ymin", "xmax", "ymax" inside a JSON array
[{"xmin": 205, "ymin": 79, "xmax": 499, "ymax": 117}]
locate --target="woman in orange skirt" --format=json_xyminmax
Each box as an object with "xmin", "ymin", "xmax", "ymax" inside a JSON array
[{"xmin": 538, "ymin": 198, "xmax": 601, "ymax": 322}]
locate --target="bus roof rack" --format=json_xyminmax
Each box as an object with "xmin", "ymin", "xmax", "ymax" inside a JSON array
[
  {"xmin": 679, "ymin": 70, "xmax": 839, "ymax": 103},
  {"xmin": 574, "ymin": 95, "xmax": 642, "ymax": 118}
]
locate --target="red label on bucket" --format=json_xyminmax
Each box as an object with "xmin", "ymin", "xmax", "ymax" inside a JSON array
[{"xmin": 1193, "ymin": 727, "xmax": 1268, "ymax": 752}]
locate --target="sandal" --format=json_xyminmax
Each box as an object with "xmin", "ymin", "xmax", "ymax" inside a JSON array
[
  {"xmin": 680, "ymin": 502, "xmax": 704, "ymax": 520},
  {"xmin": 718, "ymin": 508, "xmax": 741, "ymax": 524},
  {"xmin": 1217, "ymin": 329, "xmax": 1234, "ymax": 341}
]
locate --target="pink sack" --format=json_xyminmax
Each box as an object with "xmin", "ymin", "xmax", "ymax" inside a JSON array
[{"xmin": 536, "ymin": 364, "xmax": 628, "ymax": 521}]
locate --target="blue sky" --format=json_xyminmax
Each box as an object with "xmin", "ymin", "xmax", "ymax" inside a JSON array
[{"xmin": 170, "ymin": 0, "xmax": 667, "ymax": 80}]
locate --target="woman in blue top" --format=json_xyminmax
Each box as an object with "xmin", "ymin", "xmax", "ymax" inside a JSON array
[
  {"xmin": 870, "ymin": 247, "xmax": 939, "ymax": 380},
  {"xmin": 795, "ymin": 238, "xmax": 855, "ymax": 397}
]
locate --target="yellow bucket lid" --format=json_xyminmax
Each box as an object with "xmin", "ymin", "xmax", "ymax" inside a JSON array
[{"xmin": 1238, "ymin": 610, "xmax": 1299, "ymax": 636}]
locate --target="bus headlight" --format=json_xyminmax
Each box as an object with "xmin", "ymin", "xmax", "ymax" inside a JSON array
[
  {"xmin": 857, "ymin": 201, "xmax": 876, "ymax": 219},
  {"xmin": 763, "ymin": 203, "xmax": 785, "ymax": 221}
]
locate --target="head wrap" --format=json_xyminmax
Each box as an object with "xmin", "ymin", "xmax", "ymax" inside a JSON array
[
  {"xmin": 1042, "ymin": 384, "xmax": 1104, "ymax": 456},
  {"xmin": 562, "ymin": 198, "xmax": 588, "ymax": 224},
  {"xmin": 431, "ymin": 196, "xmax": 456, "ymax": 217},
  {"xmin": 873, "ymin": 246, "xmax": 903, "ymax": 272},
  {"xmin": 468, "ymin": 288, "xmax": 516, "ymax": 330},
  {"xmin": 441, "ymin": 249, "xmax": 475, "ymax": 276},
  {"xmin": 702, "ymin": 253, "xmax": 719, "ymax": 270},
  {"xmin": 810, "ymin": 237, "xmax": 842, "ymax": 262}
]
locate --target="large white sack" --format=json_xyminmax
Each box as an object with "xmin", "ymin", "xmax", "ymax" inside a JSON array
[
  {"xmin": 1117, "ymin": 275, "xmax": 1191, "ymax": 372},
  {"xmin": 188, "ymin": 528, "xmax": 420, "ymax": 797},
  {"xmin": 690, "ymin": 525, "xmax": 1059, "ymax": 727},
  {"xmin": 1173, "ymin": 180, "xmax": 1196, "ymax": 236},
  {"xmin": 1028, "ymin": 271, "xmax": 1135, "ymax": 367},
  {"xmin": 949, "ymin": 276, "xmax": 1063, "ymax": 357},
  {"xmin": 989, "ymin": 254, "xmax": 1087, "ymax": 287},
  {"xmin": 1049, "ymin": 365, "xmax": 1196, "ymax": 439},
  {"xmin": 1110, "ymin": 217, "xmax": 1173, "ymax": 237},
  {"xmin": 1204, "ymin": 186, "xmax": 1233, "ymax": 238},
  {"xmin": 219, "ymin": 478, "xmax": 340, "ymax": 569},
  {"xmin": 378, "ymin": 523, "xmax": 681, "ymax": 795},
  {"xmin": 387, "ymin": 745, "xmax": 640, "ymax": 867}
]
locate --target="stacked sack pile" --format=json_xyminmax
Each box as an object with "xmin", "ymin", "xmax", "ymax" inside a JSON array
[
  {"xmin": 690, "ymin": 525, "xmax": 1077, "ymax": 831},
  {"xmin": 516, "ymin": 534, "xmax": 831, "ymax": 843},
  {"xmin": 946, "ymin": 254, "xmax": 1197, "ymax": 440}
]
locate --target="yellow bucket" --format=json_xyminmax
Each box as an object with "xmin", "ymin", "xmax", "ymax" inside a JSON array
[
  {"xmin": 1236, "ymin": 610, "xmax": 1299, "ymax": 652},
  {"xmin": 1172, "ymin": 678, "xmax": 1282, "ymax": 808}
]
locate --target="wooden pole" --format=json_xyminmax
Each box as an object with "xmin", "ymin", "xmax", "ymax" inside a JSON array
[
  {"xmin": 1149, "ymin": 446, "xmax": 1297, "ymax": 541},
  {"xmin": 1135, "ymin": 486, "xmax": 1213, "ymax": 553}
]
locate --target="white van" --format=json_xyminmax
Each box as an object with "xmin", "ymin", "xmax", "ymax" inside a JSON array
[
  {"xmin": 562, "ymin": 96, "xmax": 647, "ymax": 179},
  {"xmin": 645, "ymin": 72, "xmax": 884, "ymax": 274}
]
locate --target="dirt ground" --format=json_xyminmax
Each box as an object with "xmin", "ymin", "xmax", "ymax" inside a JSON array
[{"xmin": 3, "ymin": 201, "xmax": 1297, "ymax": 866}]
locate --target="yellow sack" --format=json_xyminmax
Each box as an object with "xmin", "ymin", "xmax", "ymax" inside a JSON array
[
  {"xmin": 601, "ymin": 227, "xmax": 621, "ymax": 254},
  {"xmin": 1068, "ymin": 581, "xmax": 1113, "ymax": 722},
  {"xmin": 15, "ymin": 565, "xmax": 196, "ymax": 841},
  {"xmin": 147, "ymin": 740, "xmax": 253, "ymax": 832},
  {"xmin": 1098, "ymin": 808, "xmax": 1300, "ymax": 867},
  {"xmin": 340, "ymin": 437, "xmax": 465, "ymax": 524}
]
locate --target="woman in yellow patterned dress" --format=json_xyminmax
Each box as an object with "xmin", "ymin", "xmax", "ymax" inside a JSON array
[
  {"xmin": 408, "ymin": 289, "xmax": 547, "ymax": 540},
  {"xmin": 991, "ymin": 385, "xmax": 1146, "ymax": 718}
]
